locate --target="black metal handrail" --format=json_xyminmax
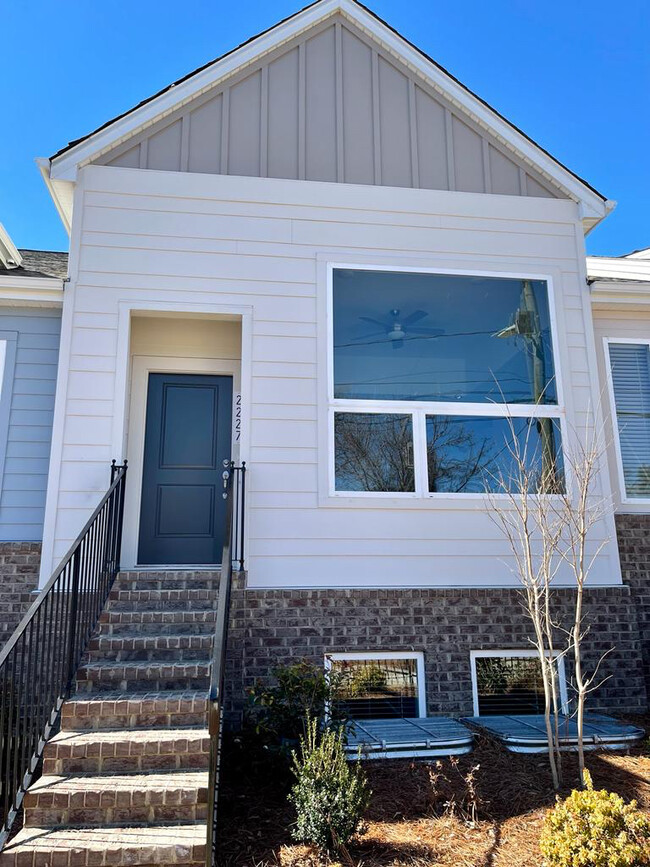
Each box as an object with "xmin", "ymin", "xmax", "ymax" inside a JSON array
[
  {"xmin": 206, "ymin": 460, "xmax": 246, "ymax": 866},
  {"xmin": 0, "ymin": 460, "xmax": 127, "ymax": 848}
]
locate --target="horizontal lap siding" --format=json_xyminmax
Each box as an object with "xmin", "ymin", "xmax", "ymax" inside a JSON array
[
  {"xmin": 0, "ymin": 310, "xmax": 61, "ymax": 541},
  {"xmin": 50, "ymin": 167, "xmax": 615, "ymax": 586}
]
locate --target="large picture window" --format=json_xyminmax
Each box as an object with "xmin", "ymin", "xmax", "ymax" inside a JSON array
[
  {"xmin": 330, "ymin": 267, "xmax": 564, "ymax": 496},
  {"xmin": 607, "ymin": 340, "xmax": 650, "ymax": 500}
]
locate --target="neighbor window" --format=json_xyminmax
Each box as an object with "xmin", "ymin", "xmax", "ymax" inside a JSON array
[
  {"xmin": 326, "ymin": 652, "xmax": 426, "ymax": 719},
  {"xmin": 607, "ymin": 341, "xmax": 650, "ymax": 500},
  {"xmin": 470, "ymin": 650, "xmax": 568, "ymax": 716},
  {"xmin": 331, "ymin": 268, "xmax": 564, "ymax": 495}
]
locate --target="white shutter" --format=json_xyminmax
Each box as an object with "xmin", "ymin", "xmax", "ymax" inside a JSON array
[{"xmin": 608, "ymin": 342, "xmax": 650, "ymax": 498}]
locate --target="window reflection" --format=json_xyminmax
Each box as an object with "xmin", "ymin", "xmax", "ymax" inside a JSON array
[
  {"xmin": 426, "ymin": 415, "xmax": 564, "ymax": 493},
  {"xmin": 335, "ymin": 413, "xmax": 415, "ymax": 492},
  {"xmin": 333, "ymin": 269, "xmax": 556, "ymax": 404}
]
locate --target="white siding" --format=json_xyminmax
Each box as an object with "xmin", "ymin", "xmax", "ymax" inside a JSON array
[{"xmin": 41, "ymin": 165, "xmax": 618, "ymax": 588}]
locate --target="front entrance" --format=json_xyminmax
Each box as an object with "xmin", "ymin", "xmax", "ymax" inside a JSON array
[{"xmin": 138, "ymin": 373, "xmax": 233, "ymax": 565}]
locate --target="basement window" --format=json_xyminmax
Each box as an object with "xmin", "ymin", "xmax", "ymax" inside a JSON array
[
  {"xmin": 470, "ymin": 649, "xmax": 568, "ymax": 716},
  {"xmin": 326, "ymin": 651, "xmax": 426, "ymax": 719}
]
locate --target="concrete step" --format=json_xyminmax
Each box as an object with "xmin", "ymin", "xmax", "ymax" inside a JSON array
[
  {"xmin": 42, "ymin": 728, "xmax": 210, "ymax": 775},
  {"xmin": 75, "ymin": 661, "xmax": 211, "ymax": 693},
  {"xmin": 61, "ymin": 691, "xmax": 209, "ymax": 731},
  {"xmin": 115, "ymin": 571, "xmax": 220, "ymax": 591},
  {"xmin": 23, "ymin": 771, "xmax": 209, "ymax": 828},
  {"xmin": 86, "ymin": 633, "xmax": 213, "ymax": 663},
  {"xmin": 1, "ymin": 824, "xmax": 207, "ymax": 866},
  {"xmin": 106, "ymin": 588, "xmax": 217, "ymax": 612},
  {"xmin": 98, "ymin": 609, "xmax": 217, "ymax": 636}
]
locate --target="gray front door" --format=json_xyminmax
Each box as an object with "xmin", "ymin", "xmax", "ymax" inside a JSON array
[{"xmin": 138, "ymin": 373, "xmax": 233, "ymax": 565}]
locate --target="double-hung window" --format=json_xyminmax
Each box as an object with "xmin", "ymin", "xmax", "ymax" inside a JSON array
[
  {"xmin": 330, "ymin": 267, "xmax": 564, "ymax": 496},
  {"xmin": 606, "ymin": 340, "xmax": 650, "ymax": 501}
]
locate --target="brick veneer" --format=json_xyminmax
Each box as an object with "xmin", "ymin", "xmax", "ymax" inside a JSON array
[
  {"xmin": 616, "ymin": 514, "xmax": 650, "ymax": 699},
  {"xmin": 225, "ymin": 577, "xmax": 648, "ymax": 722},
  {"xmin": 0, "ymin": 542, "xmax": 41, "ymax": 649}
]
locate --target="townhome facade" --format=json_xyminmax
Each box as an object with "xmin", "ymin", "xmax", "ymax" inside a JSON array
[{"xmin": 1, "ymin": 0, "xmax": 648, "ymax": 720}]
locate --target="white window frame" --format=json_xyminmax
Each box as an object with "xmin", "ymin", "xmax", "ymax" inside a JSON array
[
  {"xmin": 325, "ymin": 650, "xmax": 427, "ymax": 719},
  {"xmin": 469, "ymin": 648, "xmax": 569, "ymax": 716},
  {"xmin": 327, "ymin": 262, "xmax": 566, "ymax": 500},
  {"xmin": 603, "ymin": 336, "xmax": 650, "ymax": 506}
]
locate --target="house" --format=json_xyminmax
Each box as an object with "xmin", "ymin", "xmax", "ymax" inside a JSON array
[{"xmin": 0, "ymin": 0, "xmax": 648, "ymax": 863}]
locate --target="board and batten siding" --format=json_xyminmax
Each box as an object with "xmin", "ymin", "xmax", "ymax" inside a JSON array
[
  {"xmin": 94, "ymin": 16, "xmax": 559, "ymax": 201},
  {"xmin": 40, "ymin": 164, "xmax": 619, "ymax": 588},
  {"xmin": 0, "ymin": 309, "xmax": 61, "ymax": 541}
]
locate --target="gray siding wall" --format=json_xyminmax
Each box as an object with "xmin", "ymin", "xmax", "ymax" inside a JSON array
[
  {"xmin": 0, "ymin": 309, "xmax": 61, "ymax": 541},
  {"xmin": 97, "ymin": 16, "xmax": 560, "ymax": 199}
]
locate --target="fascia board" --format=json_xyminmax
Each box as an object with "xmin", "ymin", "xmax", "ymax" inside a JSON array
[
  {"xmin": 590, "ymin": 280, "xmax": 650, "ymax": 306},
  {"xmin": 0, "ymin": 225, "xmax": 22, "ymax": 269},
  {"xmin": 587, "ymin": 256, "xmax": 650, "ymax": 282},
  {"xmin": 0, "ymin": 276, "xmax": 65, "ymax": 305},
  {"xmin": 37, "ymin": 159, "xmax": 73, "ymax": 235},
  {"xmin": 48, "ymin": 0, "xmax": 608, "ymax": 220}
]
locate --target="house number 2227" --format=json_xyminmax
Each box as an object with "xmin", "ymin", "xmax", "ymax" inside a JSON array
[{"xmin": 234, "ymin": 393, "xmax": 242, "ymax": 443}]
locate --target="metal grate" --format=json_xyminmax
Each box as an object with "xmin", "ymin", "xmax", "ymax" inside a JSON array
[
  {"xmin": 475, "ymin": 655, "xmax": 548, "ymax": 715},
  {"xmin": 331, "ymin": 657, "xmax": 419, "ymax": 719}
]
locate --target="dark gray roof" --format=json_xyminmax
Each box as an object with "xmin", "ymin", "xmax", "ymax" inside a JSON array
[{"xmin": 0, "ymin": 249, "xmax": 68, "ymax": 280}]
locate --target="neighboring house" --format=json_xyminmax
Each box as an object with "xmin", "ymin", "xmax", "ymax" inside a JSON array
[
  {"xmin": 0, "ymin": 225, "xmax": 66, "ymax": 645},
  {"xmin": 588, "ymin": 248, "xmax": 650, "ymax": 698},
  {"xmin": 0, "ymin": 1, "xmax": 649, "ymax": 861}
]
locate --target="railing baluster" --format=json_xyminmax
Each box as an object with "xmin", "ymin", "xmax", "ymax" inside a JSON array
[
  {"xmin": 206, "ymin": 461, "xmax": 246, "ymax": 866},
  {"xmin": 0, "ymin": 462, "xmax": 127, "ymax": 848}
]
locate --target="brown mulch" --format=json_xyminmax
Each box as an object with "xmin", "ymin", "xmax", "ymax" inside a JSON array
[{"xmin": 217, "ymin": 722, "xmax": 650, "ymax": 867}]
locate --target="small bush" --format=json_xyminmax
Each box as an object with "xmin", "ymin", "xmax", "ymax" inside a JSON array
[
  {"xmin": 247, "ymin": 660, "xmax": 349, "ymax": 747},
  {"xmin": 540, "ymin": 770, "xmax": 650, "ymax": 867},
  {"xmin": 289, "ymin": 717, "xmax": 370, "ymax": 854}
]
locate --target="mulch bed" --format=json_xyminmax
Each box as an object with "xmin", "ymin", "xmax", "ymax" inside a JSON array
[{"xmin": 217, "ymin": 720, "xmax": 650, "ymax": 866}]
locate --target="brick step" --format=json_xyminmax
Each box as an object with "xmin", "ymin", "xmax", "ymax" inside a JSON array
[
  {"xmin": 98, "ymin": 609, "xmax": 217, "ymax": 635},
  {"xmin": 115, "ymin": 571, "xmax": 220, "ymax": 591},
  {"xmin": 1, "ymin": 824, "xmax": 207, "ymax": 866},
  {"xmin": 62, "ymin": 691, "xmax": 208, "ymax": 731},
  {"xmin": 86, "ymin": 633, "xmax": 213, "ymax": 663},
  {"xmin": 23, "ymin": 770, "xmax": 209, "ymax": 828},
  {"xmin": 107, "ymin": 588, "xmax": 217, "ymax": 612},
  {"xmin": 42, "ymin": 728, "xmax": 210, "ymax": 775},
  {"xmin": 75, "ymin": 661, "xmax": 211, "ymax": 694}
]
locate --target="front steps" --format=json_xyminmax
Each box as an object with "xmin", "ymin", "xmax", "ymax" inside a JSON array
[{"xmin": 1, "ymin": 570, "xmax": 220, "ymax": 867}]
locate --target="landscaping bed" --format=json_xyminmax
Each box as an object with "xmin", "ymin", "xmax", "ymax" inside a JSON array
[{"xmin": 218, "ymin": 724, "xmax": 650, "ymax": 866}]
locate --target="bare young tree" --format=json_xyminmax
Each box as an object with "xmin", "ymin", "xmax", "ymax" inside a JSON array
[
  {"xmin": 488, "ymin": 414, "xmax": 613, "ymax": 789},
  {"xmin": 487, "ymin": 420, "xmax": 567, "ymax": 790}
]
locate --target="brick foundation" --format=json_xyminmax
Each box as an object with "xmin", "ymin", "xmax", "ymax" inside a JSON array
[
  {"xmin": 616, "ymin": 514, "xmax": 650, "ymax": 699},
  {"xmin": 0, "ymin": 542, "xmax": 41, "ymax": 648},
  {"xmin": 225, "ymin": 577, "xmax": 648, "ymax": 722}
]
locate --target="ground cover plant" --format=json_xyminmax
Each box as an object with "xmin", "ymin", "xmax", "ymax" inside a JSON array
[{"xmin": 218, "ymin": 722, "xmax": 650, "ymax": 866}]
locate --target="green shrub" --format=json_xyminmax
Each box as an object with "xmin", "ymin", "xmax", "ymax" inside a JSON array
[
  {"xmin": 540, "ymin": 770, "xmax": 650, "ymax": 867},
  {"xmin": 246, "ymin": 660, "xmax": 349, "ymax": 746},
  {"xmin": 289, "ymin": 717, "xmax": 370, "ymax": 853}
]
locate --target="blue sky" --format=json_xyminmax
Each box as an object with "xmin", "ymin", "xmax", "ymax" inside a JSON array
[{"xmin": 3, "ymin": 1, "xmax": 648, "ymax": 255}]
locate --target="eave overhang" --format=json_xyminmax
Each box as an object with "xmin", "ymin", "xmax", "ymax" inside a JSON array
[{"xmin": 43, "ymin": 0, "xmax": 611, "ymax": 235}]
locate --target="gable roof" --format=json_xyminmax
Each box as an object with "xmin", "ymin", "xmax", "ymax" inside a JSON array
[{"xmin": 44, "ymin": 0, "xmax": 612, "ymax": 231}]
